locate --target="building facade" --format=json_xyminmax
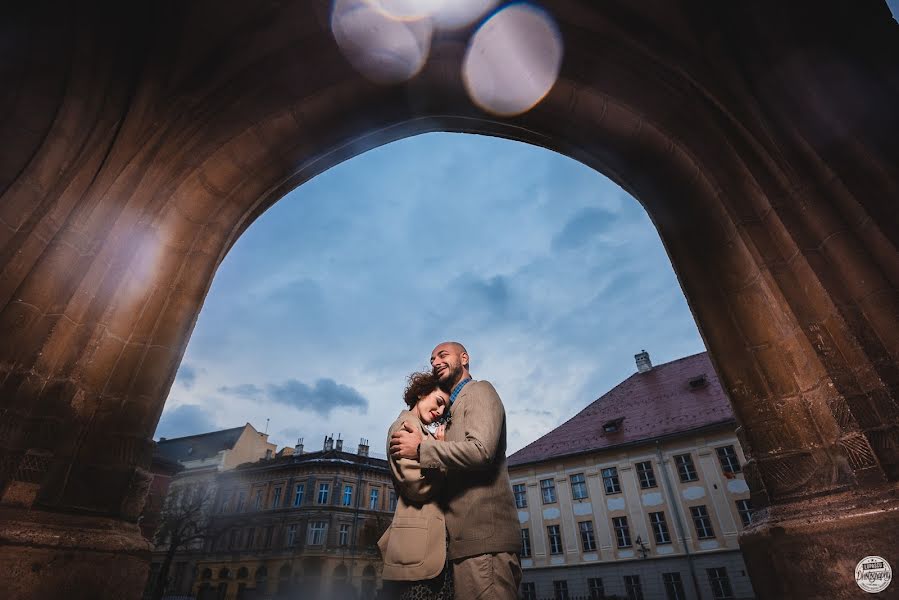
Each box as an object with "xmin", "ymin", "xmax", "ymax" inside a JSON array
[
  {"xmin": 146, "ymin": 423, "xmax": 277, "ymax": 598},
  {"xmin": 508, "ymin": 352, "xmax": 756, "ymax": 600},
  {"xmin": 188, "ymin": 436, "xmax": 393, "ymax": 600}
]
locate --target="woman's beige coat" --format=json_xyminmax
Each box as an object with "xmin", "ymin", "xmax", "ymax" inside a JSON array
[{"xmin": 378, "ymin": 410, "xmax": 447, "ymax": 581}]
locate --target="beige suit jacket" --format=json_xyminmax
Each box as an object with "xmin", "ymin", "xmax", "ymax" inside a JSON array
[
  {"xmin": 378, "ymin": 410, "xmax": 447, "ymax": 581},
  {"xmin": 418, "ymin": 380, "xmax": 520, "ymax": 560}
]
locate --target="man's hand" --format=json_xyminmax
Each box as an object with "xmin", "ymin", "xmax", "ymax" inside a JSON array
[{"xmin": 390, "ymin": 421, "xmax": 423, "ymax": 460}]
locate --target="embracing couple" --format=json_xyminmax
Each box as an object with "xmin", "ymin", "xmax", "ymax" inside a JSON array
[{"xmin": 377, "ymin": 342, "xmax": 522, "ymax": 600}]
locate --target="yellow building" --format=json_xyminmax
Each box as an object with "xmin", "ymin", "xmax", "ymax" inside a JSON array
[
  {"xmin": 508, "ymin": 352, "xmax": 756, "ymax": 600},
  {"xmin": 189, "ymin": 435, "xmax": 393, "ymax": 600}
]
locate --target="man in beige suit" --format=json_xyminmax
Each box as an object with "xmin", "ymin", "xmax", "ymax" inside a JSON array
[{"xmin": 390, "ymin": 342, "xmax": 521, "ymax": 599}]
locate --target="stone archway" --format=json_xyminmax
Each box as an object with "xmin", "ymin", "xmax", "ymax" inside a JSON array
[{"xmin": 0, "ymin": 1, "xmax": 897, "ymax": 599}]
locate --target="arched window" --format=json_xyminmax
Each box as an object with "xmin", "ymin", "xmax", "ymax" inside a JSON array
[
  {"xmin": 201, "ymin": 568, "xmax": 213, "ymax": 580},
  {"xmin": 255, "ymin": 565, "xmax": 268, "ymax": 582},
  {"xmin": 333, "ymin": 564, "xmax": 348, "ymax": 581},
  {"xmin": 362, "ymin": 565, "xmax": 376, "ymax": 578},
  {"xmin": 237, "ymin": 567, "xmax": 249, "ymax": 579},
  {"xmin": 278, "ymin": 563, "xmax": 292, "ymax": 580},
  {"xmin": 218, "ymin": 567, "xmax": 231, "ymax": 579}
]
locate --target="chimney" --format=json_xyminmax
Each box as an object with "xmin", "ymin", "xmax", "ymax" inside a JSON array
[
  {"xmin": 323, "ymin": 435, "xmax": 334, "ymax": 452},
  {"xmin": 635, "ymin": 349, "xmax": 653, "ymax": 373},
  {"xmin": 335, "ymin": 434, "xmax": 343, "ymax": 452},
  {"xmin": 295, "ymin": 438, "xmax": 304, "ymax": 454},
  {"xmin": 357, "ymin": 438, "xmax": 369, "ymax": 457}
]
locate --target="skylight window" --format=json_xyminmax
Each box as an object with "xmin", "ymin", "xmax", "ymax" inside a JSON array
[{"xmin": 602, "ymin": 418, "xmax": 624, "ymax": 433}]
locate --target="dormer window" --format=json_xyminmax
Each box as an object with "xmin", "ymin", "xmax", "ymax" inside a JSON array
[
  {"xmin": 602, "ymin": 418, "xmax": 624, "ymax": 433},
  {"xmin": 688, "ymin": 374, "xmax": 708, "ymax": 389}
]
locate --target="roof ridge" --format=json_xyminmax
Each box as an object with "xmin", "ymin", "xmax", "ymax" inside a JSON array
[{"xmin": 156, "ymin": 424, "xmax": 246, "ymax": 443}]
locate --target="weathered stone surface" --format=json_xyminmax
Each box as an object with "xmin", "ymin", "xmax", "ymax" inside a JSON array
[{"xmin": 0, "ymin": 1, "xmax": 897, "ymax": 598}]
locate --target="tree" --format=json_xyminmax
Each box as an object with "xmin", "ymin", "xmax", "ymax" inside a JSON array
[{"xmin": 148, "ymin": 483, "xmax": 221, "ymax": 600}]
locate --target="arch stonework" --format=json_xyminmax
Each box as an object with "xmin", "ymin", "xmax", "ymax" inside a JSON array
[{"xmin": 0, "ymin": 1, "xmax": 896, "ymax": 598}]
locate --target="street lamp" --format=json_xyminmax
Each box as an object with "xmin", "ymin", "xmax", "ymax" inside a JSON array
[{"xmin": 635, "ymin": 535, "xmax": 650, "ymax": 559}]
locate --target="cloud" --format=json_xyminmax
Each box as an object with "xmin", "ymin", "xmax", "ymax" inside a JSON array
[
  {"xmin": 268, "ymin": 378, "xmax": 368, "ymax": 416},
  {"xmin": 219, "ymin": 378, "xmax": 369, "ymax": 417},
  {"xmin": 218, "ymin": 383, "xmax": 264, "ymax": 398},
  {"xmin": 551, "ymin": 207, "xmax": 620, "ymax": 251},
  {"xmin": 175, "ymin": 364, "xmax": 198, "ymax": 389},
  {"xmin": 155, "ymin": 404, "xmax": 217, "ymax": 440}
]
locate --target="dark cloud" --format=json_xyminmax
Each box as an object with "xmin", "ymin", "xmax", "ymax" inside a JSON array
[
  {"xmin": 551, "ymin": 207, "xmax": 620, "ymax": 251},
  {"xmin": 175, "ymin": 364, "xmax": 198, "ymax": 389},
  {"xmin": 218, "ymin": 383, "xmax": 264, "ymax": 398},
  {"xmin": 154, "ymin": 404, "xmax": 217, "ymax": 440},
  {"xmin": 268, "ymin": 378, "xmax": 368, "ymax": 416},
  {"xmin": 219, "ymin": 378, "xmax": 369, "ymax": 417}
]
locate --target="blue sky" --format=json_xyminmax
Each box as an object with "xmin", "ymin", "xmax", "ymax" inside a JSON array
[{"xmin": 155, "ymin": 132, "xmax": 706, "ymax": 455}]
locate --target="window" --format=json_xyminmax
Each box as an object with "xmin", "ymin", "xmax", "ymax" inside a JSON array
[
  {"xmin": 253, "ymin": 489, "xmax": 263, "ymax": 510},
  {"xmin": 649, "ymin": 511, "xmax": 671, "ymax": 544},
  {"xmin": 540, "ymin": 478, "xmax": 557, "ymax": 504},
  {"xmin": 317, "ymin": 482, "xmax": 330, "ymax": 504},
  {"xmin": 547, "ymin": 525, "xmax": 563, "ymax": 554},
  {"xmin": 246, "ymin": 527, "xmax": 255, "ymax": 549},
  {"xmin": 271, "ymin": 486, "xmax": 282, "ymax": 509},
  {"xmin": 635, "ymin": 461, "xmax": 657, "ymax": 488},
  {"xmin": 707, "ymin": 567, "xmax": 735, "ymax": 600},
  {"xmin": 339, "ymin": 523, "xmax": 351, "ymax": 546},
  {"xmin": 663, "ymin": 572, "xmax": 687, "ymax": 600},
  {"xmin": 219, "ymin": 490, "xmax": 232, "ymax": 513},
  {"xmin": 285, "ymin": 524, "xmax": 297, "ymax": 547},
  {"xmin": 570, "ymin": 473, "xmax": 588, "ymax": 500},
  {"xmin": 716, "ymin": 445, "xmax": 742, "ymax": 474},
  {"xmin": 389, "ymin": 490, "xmax": 397, "ymax": 511},
  {"xmin": 601, "ymin": 467, "xmax": 621, "ymax": 494},
  {"xmin": 520, "ymin": 528, "xmax": 531, "ymax": 558},
  {"xmin": 513, "ymin": 483, "xmax": 528, "ymax": 508},
  {"xmin": 343, "ymin": 484, "xmax": 353, "ymax": 507},
  {"xmin": 369, "ymin": 487, "xmax": 380, "ymax": 510},
  {"xmin": 553, "ymin": 580, "xmax": 569, "ymax": 600},
  {"xmin": 674, "ymin": 453, "xmax": 698, "ymax": 482},
  {"xmin": 579, "ymin": 521, "xmax": 596, "ymax": 551},
  {"xmin": 236, "ymin": 491, "xmax": 246, "ymax": 512},
  {"xmin": 736, "ymin": 499, "xmax": 753, "ymax": 527},
  {"xmin": 263, "ymin": 526, "xmax": 273, "ymax": 548},
  {"xmin": 522, "ymin": 582, "xmax": 537, "ymax": 600},
  {"xmin": 624, "ymin": 575, "xmax": 644, "ymax": 600},
  {"xmin": 293, "ymin": 484, "xmax": 305, "ymax": 506},
  {"xmin": 690, "ymin": 505, "xmax": 715, "ymax": 539},
  {"xmin": 588, "ymin": 577, "xmax": 605, "ymax": 600},
  {"xmin": 229, "ymin": 529, "xmax": 239, "ymax": 549},
  {"xmin": 308, "ymin": 521, "xmax": 326, "ymax": 545},
  {"xmin": 613, "ymin": 516, "xmax": 631, "ymax": 548}
]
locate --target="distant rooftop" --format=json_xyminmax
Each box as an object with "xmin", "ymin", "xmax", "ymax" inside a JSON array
[
  {"xmin": 508, "ymin": 352, "xmax": 735, "ymax": 467},
  {"xmin": 155, "ymin": 425, "xmax": 247, "ymax": 463},
  {"xmin": 230, "ymin": 447, "xmax": 389, "ymax": 473}
]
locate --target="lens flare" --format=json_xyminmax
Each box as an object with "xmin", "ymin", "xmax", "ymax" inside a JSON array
[
  {"xmin": 463, "ymin": 4, "xmax": 563, "ymax": 116},
  {"xmin": 331, "ymin": 0, "xmax": 433, "ymax": 84},
  {"xmin": 376, "ymin": 0, "xmax": 498, "ymax": 30}
]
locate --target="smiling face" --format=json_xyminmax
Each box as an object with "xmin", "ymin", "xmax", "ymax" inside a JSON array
[
  {"xmin": 430, "ymin": 342, "xmax": 469, "ymax": 390},
  {"xmin": 415, "ymin": 388, "xmax": 448, "ymax": 424}
]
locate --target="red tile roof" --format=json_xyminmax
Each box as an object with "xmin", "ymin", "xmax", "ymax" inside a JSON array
[{"xmin": 508, "ymin": 352, "xmax": 735, "ymax": 467}]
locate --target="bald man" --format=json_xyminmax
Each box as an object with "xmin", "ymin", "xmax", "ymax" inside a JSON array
[{"xmin": 391, "ymin": 342, "xmax": 521, "ymax": 599}]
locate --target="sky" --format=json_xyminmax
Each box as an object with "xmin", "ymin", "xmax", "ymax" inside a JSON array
[{"xmin": 154, "ymin": 132, "xmax": 707, "ymax": 456}]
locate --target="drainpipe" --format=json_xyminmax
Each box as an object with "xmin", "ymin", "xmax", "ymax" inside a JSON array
[
  {"xmin": 348, "ymin": 467, "xmax": 364, "ymax": 593},
  {"xmin": 656, "ymin": 441, "xmax": 703, "ymax": 600}
]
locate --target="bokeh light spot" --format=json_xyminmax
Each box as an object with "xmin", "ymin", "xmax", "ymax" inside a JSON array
[
  {"xmin": 332, "ymin": 0, "xmax": 433, "ymax": 84},
  {"xmin": 463, "ymin": 3, "xmax": 563, "ymax": 116}
]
